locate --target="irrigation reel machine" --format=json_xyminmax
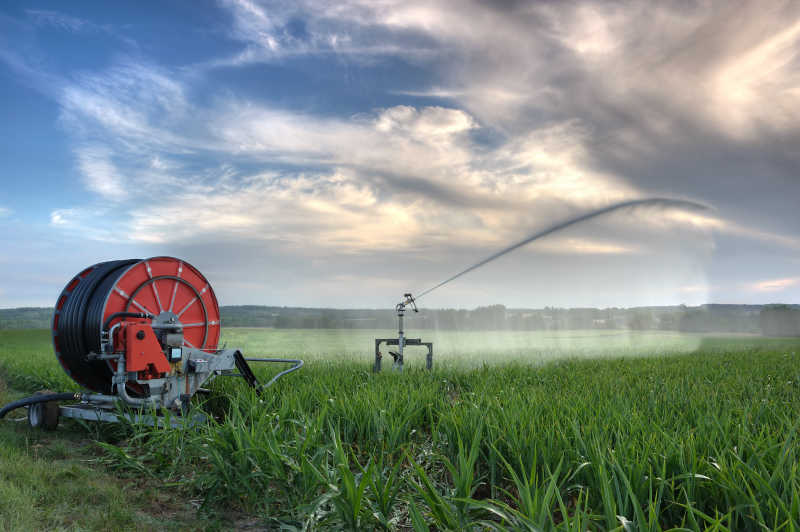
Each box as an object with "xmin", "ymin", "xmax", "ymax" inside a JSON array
[{"xmin": 0, "ymin": 256, "xmax": 302, "ymax": 430}]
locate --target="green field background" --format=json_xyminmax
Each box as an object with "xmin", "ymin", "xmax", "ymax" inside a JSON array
[{"xmin": 2, "ymin": 328, "xmax": 800, "ymax": 530}]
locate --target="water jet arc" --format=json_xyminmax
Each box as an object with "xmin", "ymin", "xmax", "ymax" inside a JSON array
[{"xmin": 414, "ymin": 197, "xmax": 709, "ymax": 300}]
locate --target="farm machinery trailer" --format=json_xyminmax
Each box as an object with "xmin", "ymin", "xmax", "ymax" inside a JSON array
[{"xmin": 0, "ymin": 257, "xmax": 302, "ymax": 429}]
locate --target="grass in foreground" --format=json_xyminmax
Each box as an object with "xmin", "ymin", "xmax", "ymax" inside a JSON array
[
  {"xmin": 1, "ymin": 329, "xmax": 799, "ymax": 530},
  {"xmin": 0, "ymin": 379, "xmax": 214, "ymax": 531}
]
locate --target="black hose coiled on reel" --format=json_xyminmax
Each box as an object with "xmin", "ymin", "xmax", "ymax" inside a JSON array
[{"xmin": 55, "ymin": 259, "xmax": 139, "ymax": 394}]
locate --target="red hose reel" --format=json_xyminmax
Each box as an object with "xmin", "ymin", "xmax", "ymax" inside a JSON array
[{"xmin": 53, "ymin": 257, "xmax": 220, "ymax": 394}]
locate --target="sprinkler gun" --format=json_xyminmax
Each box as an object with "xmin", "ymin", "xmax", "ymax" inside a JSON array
[
  {"xmin": 397, "ymin": 293, "xmax": 418, "ymax": 313},
  {"xmin": 374, "ymin": 293, "xmax": 433, "ymax": 372}
]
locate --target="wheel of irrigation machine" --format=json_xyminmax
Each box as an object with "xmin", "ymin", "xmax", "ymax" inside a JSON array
[
  {"xmin": 27, "ymin": 391, "xmax": 60, "ymax": 430},
  {"xmin": 52, "ymin": 257, "xmax": 221, "ymax": 396}
]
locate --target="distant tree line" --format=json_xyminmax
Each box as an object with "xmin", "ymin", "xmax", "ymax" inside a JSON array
[
  {"xmin": 760, "ymin": 305, "xmax": 800, "ymax": 337},
  {"xmin": 2, "ymin": 304, "xmax": 798, "ymax": 336},
  {"xmin": 0, "ymin": 307, "xmax": 53, "ymax": 330}
]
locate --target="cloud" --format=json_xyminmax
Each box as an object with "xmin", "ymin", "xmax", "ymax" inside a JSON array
[
  {"xmin": 523, "ymin": 237, "xmax": 639, "ymax": 256},
  {"xmin": 748, "ymin": 277, "xmax": 800, "ymax": 293},
  {"xmin": 49, "ymin": 207, "xmax": 121, "ymax": 242},
  {"xmin": 211, "ymin": 1, "xmax": 800, "ymax": 232},
  {"xmin": 680, "ymin": 284, "xmax": 710, "ymax": 294},
  {"xmin": 59, "ymin": 62, "xmax": 189, "ymax": 148},
  {"xmin": 5, "ymin": 1, "xmax": 795, "ymax": 306},
  {"xmin": 212, "ymin": 0, "xmax": 800, "ymax": 192},
  {"xmin": 26, "ymin": 9, "xmax": 92, "ymax": 33},
  {"xmin": 215, "ymin": 0, "xmax": 440, "ymax": 66},
  {"xmin": 25, "ymin": 8, "xmax": 138, "ymax": 48},
  {"xmin": 75, "ymin": 145, "xmax": 128, "ymax": 200},
  {"xmin": 374, "ymin": 0, "xmax": 800, "ymax": 140},
  {"xmin": 43, "ymin": 51, "xmax": 766, "ymax": 272},
  {"xmin": 55, "ymin": 59, "xmax": 670, "ymax": 255},
  {"xmin": 27, "ymin": 4, "xmax": 799, "ymax": 262},
  {"xmin": 704, "ymin": 17, "xmax": 800, "ymax": 138},
  {"xmin": 0, "ymin": 207, "xmax": 11, "ymax": 217},
  {"xmin": 661, "ymin": 211, "xmax": 800, "ymax": 251},
  {"xmin": 49, "ymin": 209, "xmax": 73, "ymax": 226}
]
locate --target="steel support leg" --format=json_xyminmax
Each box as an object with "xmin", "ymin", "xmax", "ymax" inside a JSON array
[
  {"xmin": 392, "ymin": 351, "xmax": 403, "ymax": 371},
  {"xmin": 374, "ymin": 340, "xmax": 383, "ymax": 372}
]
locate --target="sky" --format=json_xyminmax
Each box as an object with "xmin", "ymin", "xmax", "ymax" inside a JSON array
[{"xmin": 0, "ymin": 0, "xmax": 799, "ymax": 309}]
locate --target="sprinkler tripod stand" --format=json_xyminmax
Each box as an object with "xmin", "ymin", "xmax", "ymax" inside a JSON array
[{"xmin": 373, "ymin": 293, "xmax": 433, "ymax": 372}]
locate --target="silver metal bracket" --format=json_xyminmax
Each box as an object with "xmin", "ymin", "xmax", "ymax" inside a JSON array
[{"xmin": 59, "ymin": 403, "xmax": 205, "ymax": 428}]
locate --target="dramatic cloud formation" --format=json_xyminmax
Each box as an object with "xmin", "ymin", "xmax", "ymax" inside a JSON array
[{"xmin": 0, "ymin": 1, "xmax": 798, "ymax": 307}]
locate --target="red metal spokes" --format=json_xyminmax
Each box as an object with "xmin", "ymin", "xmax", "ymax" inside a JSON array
[{"xmin": 103, "ymin": 257, "xmax": 221, "ymax": 351}]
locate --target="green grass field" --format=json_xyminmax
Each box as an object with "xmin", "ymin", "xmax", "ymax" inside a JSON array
[{"xmin": 1, "ymin": 328, "xmax": 799, "ymax": 530}]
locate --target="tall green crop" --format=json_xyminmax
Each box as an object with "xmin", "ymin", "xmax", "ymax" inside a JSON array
[{"xmin": 2, "ymin": 329, "xmax": 799, "ymax": 530}]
